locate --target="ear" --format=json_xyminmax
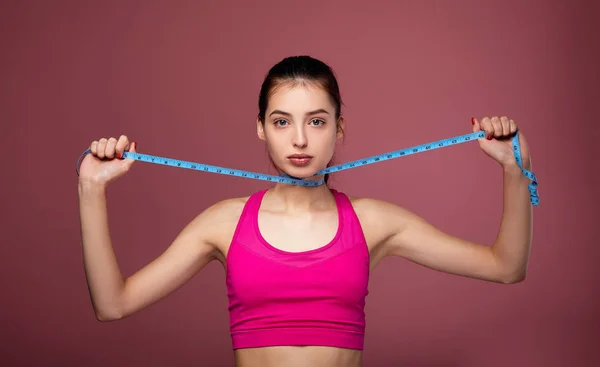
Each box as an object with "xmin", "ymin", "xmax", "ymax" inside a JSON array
[
  {"xmin": 257, "ymin": 117, "xmax": 266, "ymax": 141},
  {"xmin": 336, "ymin": 116, "xmax": 345, "ymax": 140}
]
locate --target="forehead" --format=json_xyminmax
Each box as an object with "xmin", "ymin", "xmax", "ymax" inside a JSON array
[{"xmin": 267, "ymin": 81, "xmax": 333, "ymax": 112}]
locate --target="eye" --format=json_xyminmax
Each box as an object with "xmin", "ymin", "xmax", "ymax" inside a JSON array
[
  {"xmin": 310, "ymin": 119, "xmax": 325, "ymax": 126},
  {"xmin": 274, "ymin": 119, "xmax": 288, "ymax": 127}
]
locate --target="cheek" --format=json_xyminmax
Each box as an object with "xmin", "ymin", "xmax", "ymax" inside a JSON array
[
  {"xmin": 314, "ymin": 135, "xmax": 337, "ymax": 163},
  {"xmin": 265, "ymin": 138, "xmax": 286, "ymax": 160},
  {"xmin": 322, "ymin": 132, "xmax": 338, "ymax": 151}
]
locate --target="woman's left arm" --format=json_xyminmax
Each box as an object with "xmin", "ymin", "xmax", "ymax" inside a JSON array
[{"xmin": 374, "ymin": 116, "xmax": 533, "ymax": 284}]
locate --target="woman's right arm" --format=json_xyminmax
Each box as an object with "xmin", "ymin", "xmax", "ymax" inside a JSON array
[{"xmin": 77, "ymin": 135, "xmax": 226, "ymax": 321}]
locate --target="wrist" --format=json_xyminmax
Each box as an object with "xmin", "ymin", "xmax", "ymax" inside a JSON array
[
  {"xmin": 502, "ymin": 156, "xmax": 531, "ymax": 171},
  {"xmin": 78, "ymin": 179, "xmax": 107, "ymax": 196},
  {"xmin": 502, "ymin": 162, "xmax": 528, "ymax": 179}
]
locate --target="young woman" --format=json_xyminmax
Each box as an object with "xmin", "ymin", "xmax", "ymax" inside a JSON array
[{"xmin": 77, "ymin": 56, "xmax": 533, "ymax": 367}]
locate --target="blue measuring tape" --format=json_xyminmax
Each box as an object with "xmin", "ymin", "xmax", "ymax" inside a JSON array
[{"xmin": 76, "ymin": 130, "xmax": 539, "ymax": 206}]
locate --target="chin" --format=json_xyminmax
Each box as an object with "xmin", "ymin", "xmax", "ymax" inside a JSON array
[{"xmin": 282, "ymin": 166, "xmax": 324, "ymax": 180}]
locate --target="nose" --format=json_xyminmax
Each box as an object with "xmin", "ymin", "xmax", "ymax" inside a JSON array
[{"xmin": 292, "ymin": 125, "xmax": 308, "ymax": 148}]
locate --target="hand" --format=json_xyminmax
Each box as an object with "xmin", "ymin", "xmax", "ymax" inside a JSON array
[
  {"xmin": 78, "ymin": 135, "xmax": 137, "ymax": 186},
  {"xmin": 472, "ymin": 116, "xmax": 531, "ymax": 170}
]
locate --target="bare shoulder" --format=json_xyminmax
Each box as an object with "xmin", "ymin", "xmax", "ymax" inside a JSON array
[
  {"xmin": 347, "ymin": 195, "xmax": 414, "ymax": 227},
  {"xmin": 200, "ymin": 196, "xmax": 249, "ymax": 223},
  {"xmin": 345, "ymin": 195, "xmax": 415, "ymax": 262},
  {"xmin": 192, "ymin": 195, "xmax": 250, "ymax": 263}
]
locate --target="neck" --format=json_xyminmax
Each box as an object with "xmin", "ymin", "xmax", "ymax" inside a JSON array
[{"xmin": 266, "ymin": 181, "xmax": 334, "ymax": 212}]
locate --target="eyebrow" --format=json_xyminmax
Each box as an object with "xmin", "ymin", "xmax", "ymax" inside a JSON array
[{"xmin": 269, "ymin": 108, "xmax": 330, "ymax": 117}]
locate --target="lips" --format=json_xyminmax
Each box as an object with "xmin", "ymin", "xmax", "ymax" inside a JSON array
[{"xmin": 287, "ymin": 154, "xmax": 313, "ymax": 166}]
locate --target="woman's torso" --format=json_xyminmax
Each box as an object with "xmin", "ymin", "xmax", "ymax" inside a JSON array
[{"xmin": 210, "ymin": 188, "xmax": 389, "ymax": 367}]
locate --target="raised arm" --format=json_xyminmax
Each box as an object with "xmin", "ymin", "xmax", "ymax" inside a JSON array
[
  {"xmin": 362, "ymin": 117, "xmax": 533, "ymax": 283},
  {"xmin": 77, "ymin": 135, "xmax": 232, "ymax": 321}
]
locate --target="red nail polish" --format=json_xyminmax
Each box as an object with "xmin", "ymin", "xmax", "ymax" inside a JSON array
[
  {"xmin": 471, "ymin": 117, "xmax": 475, "ymax": 125},
  {"xmin": 486, "ymin": 135, "xmax": 493, "ymax": 140}
]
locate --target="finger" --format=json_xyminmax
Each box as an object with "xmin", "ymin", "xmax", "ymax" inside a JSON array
[
  {"xmin": 509, "ymin": 119, "xmax": 517, "ymax": 134},
  {"xmin": 115, "ymin": 135, "xmax": 129, "ymax": 159},
  {"xmin": 491, "ymin": 116, "xmax": 503, "ymax": 138},
  {"xmin": 500, "ymin": 116, "xmax": 510, "ymax": 136},
  {"xmin": 481, "ymin": 117, "xmax": 493, "ymax": 140},
  {"xmin": 472, "ymin": 117, "xmax": 481, "ymax": 133},
  {"xmin": 97, "ymin": 138, "xmax": 108, "ymax": 159},
  {"xmin": 90, "ymin": 141, "xmax": 98, "ymax": 155},
  {"xmin": 105, "ymin": 137, "xmax": 118, "ymax": 159},
  {"xmin": 124, "ymin": 141, "xmax": 137, "ymax": 168}
]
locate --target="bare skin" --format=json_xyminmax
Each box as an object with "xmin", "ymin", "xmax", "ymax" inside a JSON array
[{"xmin": 78, "ymin": 82, "xmax": 532, "ymax": 367}]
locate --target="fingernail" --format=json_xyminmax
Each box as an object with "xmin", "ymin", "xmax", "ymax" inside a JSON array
[
  {"xmin": 486, "ymin": 135, "xmax": 493, "ymax": 140},
  {"xmin": 471, "ymin": 117, "xmax": 475, "ymax": 125}
]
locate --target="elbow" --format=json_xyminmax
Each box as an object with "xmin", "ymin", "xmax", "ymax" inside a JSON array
[
  {"xmin": 95, "ymin": 313, "xmax": 111, "ymax": 322},
  {"xmin": 95, "ymin": 313, "xmax": 115, "ymax": 322},
  {"xmin": 93, "ymin": 290, "xmax": 128, "ymax": 322},
  {"xmin": 500, "ymin": 269, "xmax": 527, "ymax": 284},
  {"xmin": 95, "ymin": 308, "xmax": 125, "ymax": 322}
]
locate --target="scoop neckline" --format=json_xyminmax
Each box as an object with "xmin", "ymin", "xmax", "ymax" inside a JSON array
[{"xmin": 254, "ymin": 188, "xmax": 344, "ymax": 256}]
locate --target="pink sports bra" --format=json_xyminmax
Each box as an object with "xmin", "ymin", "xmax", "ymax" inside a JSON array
[{"xmin": 225, "ymin": 188, "xmax": 370, "ymax": 350}]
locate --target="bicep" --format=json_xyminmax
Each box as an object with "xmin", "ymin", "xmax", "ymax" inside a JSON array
[{"xmin": 379, "ymin": 202, "xmax": 507, "ymax": 283}]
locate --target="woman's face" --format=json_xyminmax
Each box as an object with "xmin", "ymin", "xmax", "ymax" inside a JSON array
[{"xmin": 257, "ymin": 81, "xmax": 344, "ymax": 180}]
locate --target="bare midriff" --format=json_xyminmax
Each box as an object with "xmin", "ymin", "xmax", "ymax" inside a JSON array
[{"xmin": 234, "ymin": 345, "xmax": 362, "ymax": 367}]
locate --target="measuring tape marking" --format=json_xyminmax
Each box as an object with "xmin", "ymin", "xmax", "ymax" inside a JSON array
[
  {"xmin": 117, "ymin": 152, "xmax": 323, "ymax": 186},
  {"xmin": 319, "ymin": 132, "xmax": 485, "ymax": 175},
  {"xmin": 76, "ymin": 130, "xmax": 539, "ymax": 205}
]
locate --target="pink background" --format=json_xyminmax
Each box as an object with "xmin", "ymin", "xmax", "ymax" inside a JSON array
[{"xmin": 2, "ymin": 0, "xmax": 598, "ymax": 366}]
